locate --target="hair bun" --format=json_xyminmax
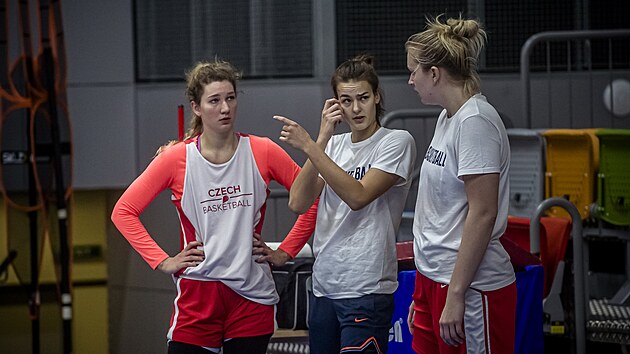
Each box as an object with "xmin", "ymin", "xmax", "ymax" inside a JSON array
[
  {"xmin": 352, "ymin": 54, "xmax": 374, "ymax": 66},
  {"xmin": 446, "ymin": 18, "xmax": 480, "ymax": 39}
]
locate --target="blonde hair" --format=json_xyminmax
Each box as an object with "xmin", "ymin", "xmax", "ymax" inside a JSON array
[
  {"xmin": 405, "ymin": 14, "xmax": 486, "ymax": 97},
  {"xmin": 184, "ymin": 59, "xmax": 242, "ymax": 139},
  {"xmin": 155, "ymin": 60, "xmax": 242, "ymax": 156}
]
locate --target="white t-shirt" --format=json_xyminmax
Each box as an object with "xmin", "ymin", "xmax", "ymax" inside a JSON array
[
  {"xmin": 413, "ymin": 94, "xmax": 515, "ymax": 291},
  {"xmin": 312, "ymin": 127, "xmax": 417, "ymax": 299}
]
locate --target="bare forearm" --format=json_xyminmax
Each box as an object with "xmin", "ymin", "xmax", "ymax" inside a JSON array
[
  {"xmin": 448, "ymin": 211, "xmax": 496, "ymax": 297},
  {"xmin": 288, "ymin": 157, "xmax": 322, "ymax": 213},
  {"xmin": 303, "ymin": 139, "xmax": 371, "ymax": 211}
]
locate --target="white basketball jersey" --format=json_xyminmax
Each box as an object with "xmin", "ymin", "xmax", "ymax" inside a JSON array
[{"xmin": 179, "ymin": 136, "xmax": 278, "ymax": 304}]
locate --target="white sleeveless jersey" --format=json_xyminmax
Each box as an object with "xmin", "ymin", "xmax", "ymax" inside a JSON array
[{"xmin": 179, "ymin": 137, "xmax": 278, "ymax": 304}]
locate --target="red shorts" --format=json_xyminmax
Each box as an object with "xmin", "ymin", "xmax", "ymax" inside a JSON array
[
  {"xmin": 411, "ymin": 271, "xmax": 516, "ymax": 354},
  {"xmin": 167, "ymin": 278, "xmax": 274, "ymax": 347}
]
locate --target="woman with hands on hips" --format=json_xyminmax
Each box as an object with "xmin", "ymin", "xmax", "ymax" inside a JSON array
[
  {"xmin": 258, "ymin": 55, "xmax": 416, "ymax": 354},
  {"xmin": 405, "ymin": 15, "xmax": 516, "ymax": 354},
  {"xmin": 111, "ymin": 59, "xmax": 316, "ymax": 354}
]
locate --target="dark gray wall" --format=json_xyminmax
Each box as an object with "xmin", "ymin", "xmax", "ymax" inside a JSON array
[
  {"xmin": 63, "ymin": 2, "xmax": 630, "ymax": 189},
  {"xmin": 56, "ymin": 1, "xmax": 630, "ymax": 353}
]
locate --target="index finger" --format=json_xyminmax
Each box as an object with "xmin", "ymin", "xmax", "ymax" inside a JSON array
[
  {"xmin": 323, "ymin": 98, "xmax": 339, "ymax": 108},
  {"xmin": 273, "ymin": 115, "xmax": 297, "ymax": 125},
  {"xmin": 454, "ymin": 323, "xmax": 465, "ymax": 342}
]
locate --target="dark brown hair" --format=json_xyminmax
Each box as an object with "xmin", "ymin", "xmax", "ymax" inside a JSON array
[{"xmin": 331, "ymin": 54, "xmax": 384, "ymax": 122}]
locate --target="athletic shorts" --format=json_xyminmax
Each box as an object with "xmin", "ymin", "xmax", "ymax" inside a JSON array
[
  {"xmin": 167, "ymin": 278, "xmax": 274, "ymax": 348},
  {"xmin": 411, "ymin": 271, "xmax": 516, "ymax": 354},
  {"xmin": 308, "ymin": 292, "xmax": 395, "ymax": 354}
]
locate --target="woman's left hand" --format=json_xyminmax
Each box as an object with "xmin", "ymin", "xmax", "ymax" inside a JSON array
[
  {"xmin": 439, "ymin": 293, "xmax": 466, "ymax": 346},
  {"xmin": 252, "ymin": 232, "xmax": 291, "ymax": 267}
]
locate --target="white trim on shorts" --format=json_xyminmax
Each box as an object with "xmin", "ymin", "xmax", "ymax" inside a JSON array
[{"xmin": 463, "ymin": 289, "xmax": 490, "ymax": 354}]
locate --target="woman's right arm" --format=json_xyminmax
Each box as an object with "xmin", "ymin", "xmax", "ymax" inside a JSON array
[
  {"xmin": 111, "ymin": 147, "xmax": 203, "ymax": 272},
  {"xmin": 287, "ymin": 159, "xmax": 324, "ymax": 213},
  {"xmin": 111, "ymin": 154, "xmax": 171, "ymax": 267},
  {"xmin": 275, "ymin": 98, "xmax": 342, "ymax": 213}
]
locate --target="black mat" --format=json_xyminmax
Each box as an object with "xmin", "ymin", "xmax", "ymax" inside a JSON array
[{"xmin": 267, "ymin": 336, "xmax": 309, "ymax": 354}]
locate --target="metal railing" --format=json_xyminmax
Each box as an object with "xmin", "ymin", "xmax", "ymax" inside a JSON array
[
  {"xmin": 381, "ymin": 107, "xmax": 442, "ymax": 182},
  {"xmin": 520, "ymin": 29, "xmax": 630, "ymax": 128},
  {"xmin": 530, "ymin": 197, "xmax": 585, "ymax": 354}
]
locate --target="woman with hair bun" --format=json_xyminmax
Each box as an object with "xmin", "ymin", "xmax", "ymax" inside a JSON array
[{"xmin": 405, "ymin": 15, "xmax": 516, "ymax": 354}]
